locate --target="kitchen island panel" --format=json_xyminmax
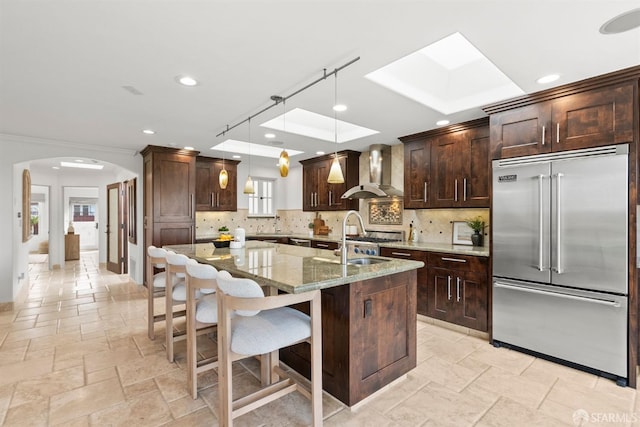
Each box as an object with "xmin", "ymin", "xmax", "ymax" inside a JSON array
[{"xmin": 281, "ymin": 269, "xmax": 417, "ymax": 406}]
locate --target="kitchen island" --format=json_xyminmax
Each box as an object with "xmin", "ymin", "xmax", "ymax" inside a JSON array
[{"xmin": 166, "ymin": 241, "xmax": 424, "ymax": 406}]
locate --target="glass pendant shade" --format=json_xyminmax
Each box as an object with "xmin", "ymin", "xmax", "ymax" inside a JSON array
[
  {"xmin": 278, "ymin": 150, "xmax": 290, "ymax": 177},
  {"xmin": 327, "ymin": 156, "xmax": 345, "ymax": 184},
  {"xmin": 243, "ymin": 175, "xmax": 255, "ymax": 194},
  {"xmin": 219, "ymin": 168, "xmax": 228, "ymax": 189}
]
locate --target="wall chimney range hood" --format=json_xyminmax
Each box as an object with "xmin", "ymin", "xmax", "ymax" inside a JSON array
[{"xmin": 341, "ymin": 144, "xmax": 403, "ymax": 199}]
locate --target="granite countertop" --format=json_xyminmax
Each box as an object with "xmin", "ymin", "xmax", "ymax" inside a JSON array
[
  {"xmin": 165, "ymin": 241, "xmax": 424, "ymax": 294},
  {"xmin": 195, "ymin": 232, "xmax": 490, "ymax": 257}
]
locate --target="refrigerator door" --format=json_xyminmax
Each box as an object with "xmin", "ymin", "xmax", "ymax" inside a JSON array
[
  {"xmin": 493, "ymin": 278, "xmax": 627, "ymax": 377},
  {"xmin": 550, "ymin": 151, "xmax": 628, "ymax": 294},
  {"xmin": 493, "ymin": 161, "xmax": 551, "ymax": 283}
]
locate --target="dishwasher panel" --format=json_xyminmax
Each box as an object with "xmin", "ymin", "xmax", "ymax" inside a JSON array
[{"xmin": 492, "ymin": 278, "xmax": 627, "ymax": 377}]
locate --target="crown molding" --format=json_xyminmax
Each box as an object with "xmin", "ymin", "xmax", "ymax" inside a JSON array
[{"xmin": 0, "ymin": 133, "xmax": 138, "ymax": 157}]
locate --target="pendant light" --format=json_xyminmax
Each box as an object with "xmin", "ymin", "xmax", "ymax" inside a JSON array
[
  {"xmin": 327, "ymin": 70, "xmax": 345, "ymax": 184},
  {"xmin": 243, "ymin": 118, "xmax": 255, "ymax": 194},
  {"xmin": 278, "ymin": 97, "xmax": 290, "ymax": 177},
  {"xmin": 219, "ymin": 138, "xmax": 229, "ymax": 189}
]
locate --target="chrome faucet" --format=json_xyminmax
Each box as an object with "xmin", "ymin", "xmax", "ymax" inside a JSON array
[{"xmin": 341, "ymin": 210, "xmax": 366, "ymax": 264}]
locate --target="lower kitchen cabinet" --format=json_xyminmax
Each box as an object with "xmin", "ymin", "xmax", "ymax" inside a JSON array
[
  {"xmin": 311, "ymin": 240, "xmax": 339, "ymax": 250},
  {"xmin": 426, "ymin": 252, "xmax": 489, "ymax": 331},
  {"xmin": 380, "ymin": 247, "xmax": 429, "ymax": 315}
]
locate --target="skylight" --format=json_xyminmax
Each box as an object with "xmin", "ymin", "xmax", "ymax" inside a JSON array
[
  {"xmin": 365, "ymin": 32, "xmax": 524, "ymax": 115},
  {"xmin": 260, "ymin": 108, "xmax": 379, "ymax": 143},
  {"xmin": 211, "ymin": 140, "xmax": 303, "ymax": 159}
]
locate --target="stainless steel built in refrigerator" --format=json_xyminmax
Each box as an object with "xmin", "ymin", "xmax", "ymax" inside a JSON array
[{"xmin": 492, "ymin": 144, "xmax": 628, "ymax": 384}]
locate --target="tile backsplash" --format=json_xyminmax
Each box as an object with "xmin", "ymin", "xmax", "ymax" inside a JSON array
[{"xmin": 196, "ymin": 206, "xmax": 489, "ymax": 247}]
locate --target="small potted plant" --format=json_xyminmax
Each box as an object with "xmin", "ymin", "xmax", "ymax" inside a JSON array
[
  {"xmin": 465, "ymin": 216, "xmax": 485, "ymax": 247},
  {"xmin": 308, "ymin": 222, "xmax": 314, "ymax": 237}
]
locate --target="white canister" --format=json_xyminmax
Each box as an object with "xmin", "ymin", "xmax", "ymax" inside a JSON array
[{"xmin": 234, "ymin": 227, "xmax": 246, "ymax": 247}]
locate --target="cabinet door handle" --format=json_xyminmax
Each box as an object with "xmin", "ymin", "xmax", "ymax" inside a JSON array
[
  {"xmin": 447, "ymin": 276, "xmax": 452, "ymax": 300},
  {"xmin": 190, "ymin": 194, "xmax": 194, "ymax": 218},
  {"xmin": 316, "ymin": 243, "xmax": 329, "ymax": 248},
  {"xmin": 423, "ymin": 182, "xmax": 427, "ymax": 202},
  {"xmin": 329, "ymin": 190, "xmax": 332, "ymax": 206},
  {"xmin": 454, "ymin": 179, "xmax": 458, "ymax": 202},
  {"xmin": 391, "ymin": 252, "xmax": 411, "ymax": 257},
  {"xmin": 441, "ymin": 257, "xmax": 466, "ymax": 263},
  {"xmin": 463, "ymin": 178, "xmax": 467, "ymax": 201},
  {"xmin": 456, "ymin": 277, "xmax": 461, "ymax": 302},
  {"xmin": 217, "ymin": 192, "xmax": 220, "ymax": 207},
  {"xmin": 556, "ymin": 123, "xmax": 560, "ymax": 143},
  {"xmin": 211, "ymin": 192, "xmax": 215, "ymax": 207},
  {"xmin": 310, "ymin": 193, "xmax": 314, "ymax": 207},
  {"xmin": 541, "ymin": 125, "xmax": 546, "ymax": 146}
]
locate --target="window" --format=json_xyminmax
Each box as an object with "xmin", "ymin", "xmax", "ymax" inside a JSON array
[
  {"xmin": 72, "ymin": 204, "xmax": 96, "ymax": 222},
  {"xmin": 248, "ymin": 178, "xmax": 275, "ymax": 217}
]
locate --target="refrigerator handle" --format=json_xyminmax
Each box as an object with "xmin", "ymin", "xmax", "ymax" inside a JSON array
[
  {"xmin": 494, "ymin": 282, "xmax": 621, "ymax": 307},
  {"xmin": 553, "ymin": 173, "xmax": 564, "ymax": 274},
  {"xmin": 537, "ymin": 174, "xmax": 545, "ymax": 271}
]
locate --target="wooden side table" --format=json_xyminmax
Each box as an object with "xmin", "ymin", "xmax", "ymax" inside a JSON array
[{"xmin": 65, "ymin": 233, "xmax": 80, "ymax": 260}]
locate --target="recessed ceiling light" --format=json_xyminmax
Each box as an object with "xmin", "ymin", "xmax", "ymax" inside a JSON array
[
  {"xmin": 333, "ymin": 104, "xmax": 347, "ymax": 112},
  {"xmin": 436, "ymin": 120, "xmax": 450, "ymax": 126},
  {"xmin": 142, "ymin": 129, "xmax": 155, "ymax": 135},
  {"xmin": 184, "ymin": 146, "xmax": 195, "ymax": 150},
  {"xmin": 60, "ymin": 161, "xmax": 104, "ymax": 170},
  {"xmin": 536, "ymin": 74, "xmax": 560, "ymax": 84},
  {"xmin": 365, "ymin": 32, "xmax": 524, "ymax": 114},
  {"xmin": 260, "ymin": 108, "xmax": 378, "ymax": 143},
  {"xmin": 212, "ymin": 140, "xmax": 303, "ymax": 159},
  {"xmin": 52, "ymin": 166, "xmax": 60, "ymax": 170},
  {"xmin": 265, "ymin": 133, "xmax": 276, "ymax": 139},
  {"xmin": 316, "ymin": 151, "xmax": 325, "ymax": 155},
  {"xmin": 75, "ymin": 159, "xmax": 84, "ymax": 163},
  {"xmin": 176, "ymin": 75, "xmax": 198, "ymax": 86},
  {"xmin": 600, "ymin": 8, "xmax": 640, "ymax": 34},
  {"xmin": 232, "ymin": 155, "xmax": 241, "ymax": 159}
]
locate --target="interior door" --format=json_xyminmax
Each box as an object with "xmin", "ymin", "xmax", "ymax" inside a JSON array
[{"xmin": 107, "ymin": 182, "xmax": 127, "ymax": 274}]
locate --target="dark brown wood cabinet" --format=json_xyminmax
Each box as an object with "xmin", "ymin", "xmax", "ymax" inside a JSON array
[
  {"xmin": 426, "ymin": 252, "xmax": 489, "ymax": 331},
  {"xmin": 400, "ymin": 118, "xmax": 490, "ymax": 209},
  {"xmin": 300, "ymin": 151, "xmax": 360, "ymax": 212},
  {"xmin": 195, "ymin": 156, "xmax": 239, "ymax": 212},
  {"xmin": 311, "ymin": 239, "xmax": 339, "ymax": 250},
  {"xmin": 380, "ymin": 247, "xmax": 429, "ymax": 315},
  {"xmin": 280, "ymin": 270, "xmax": 417, "ymax": 406},
  {"xmin": 141, "ymin": 145, "xmax": 198, "ymax": 286},
  {"xmin": 402, "ymin": 139, "xmax": 431, "ymax": 209},
  {"xmin": 487, "ymin": 80, "xmax": 635, "ymax": 159}
]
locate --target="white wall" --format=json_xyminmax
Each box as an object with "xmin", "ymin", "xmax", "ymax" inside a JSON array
[{"xmin": 2, "ymin": 134, "xmax": 143, "ymax": 304}]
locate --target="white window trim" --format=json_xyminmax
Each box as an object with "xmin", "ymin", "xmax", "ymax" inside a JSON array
[{"xmin": 247, "ymin": 177, "xmax": 276, "ymax": 218}]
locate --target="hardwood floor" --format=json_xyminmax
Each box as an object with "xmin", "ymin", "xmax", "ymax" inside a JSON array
[{"xmin": 0, "ymin": 251, "xmax": 635, "ymax": 426}]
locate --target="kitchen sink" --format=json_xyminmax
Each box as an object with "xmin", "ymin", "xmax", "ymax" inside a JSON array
[{"xmin": 347, "ymin": 257, "xmax": 390, "ymax": 265}]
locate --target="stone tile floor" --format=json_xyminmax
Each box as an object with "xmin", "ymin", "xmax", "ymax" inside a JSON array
[{"xmin": 0, "ymin": 251, "xmax": 637, "ymax": 426}]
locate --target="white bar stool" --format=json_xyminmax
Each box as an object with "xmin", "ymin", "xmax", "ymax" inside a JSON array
[
  {"xmin": 185, "ymin": 261, "xmax": 218, "ymax": 399},
  {"xmin": 146, "ymin": 246, "xmax": 185, "ymax": 340},
  {"xmin": 216, "ymin": 270, "xmax": 323, "ymax": 426}
]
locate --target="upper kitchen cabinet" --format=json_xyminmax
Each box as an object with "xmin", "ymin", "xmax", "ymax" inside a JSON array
[
  {"xmin": 300, "ymin": 151, "xmax": 360, "ymax": 212},
  {"xmin": 401, "ymin": 137, "xmax": 431, "ymax": 209},
  {"xmin": 400, "ymin": 117, "xmax": 490, "ymax": 209},
  {"xmin": 195, "ymin": 156, "xmax": 239, "ymax": 212},
  {"xmin": 484, "ymin": 68, "xmax": 638, "ymax": 160}
]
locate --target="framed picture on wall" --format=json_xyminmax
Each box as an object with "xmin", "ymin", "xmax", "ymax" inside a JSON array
[{"xmin": 452, "ymin": 221, "xmax": 473, "ymax": 245}]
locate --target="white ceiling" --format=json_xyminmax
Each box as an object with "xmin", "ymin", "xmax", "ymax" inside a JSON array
[{"xmin": 1, "ymin": 0, "xmax": 639, "ymax": 169}]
